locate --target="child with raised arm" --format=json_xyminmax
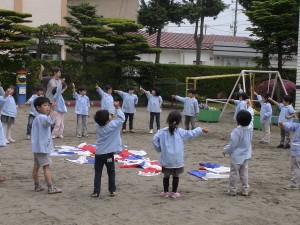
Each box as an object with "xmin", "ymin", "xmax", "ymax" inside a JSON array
[
  {"xmin": 91, "ymin": 102, "xmax": 125, "ymax": 198},
  {"xmin": 254, "ymin": 92, "xmax": 272, "ymax": 144},
  {"xmin": 153, "ymin": 111, "xmax": 208, "ymax": 199},
  {"xmin": 31, "ymin": 97, "xmax": 62, "ymax": 194},
  {"xmin": 72, "ymin": 83, "xmax": 90, "ymax": 138},
  {"xmin": 51, "ymin": 79, "xmax": 68, "ymax": 139},
  {"xmin": 114, "ymin": 86, "xmax": 138, "ymax": 133},
  {"xmin": 25, "ymin": 86, "xmax": 44, "ymax": 140},
  {"xmin": 279, "ymin": 115, "xmax": 300, "ymax": 190},
  {"xmin": 230, "ymin": 92, "xmax": 248, "ymax": 121},
  {"xmin": 1, "ymin": 85, "xmax": 17, "ymax": 144},
  {"xmin": 140, "ymin": 86, "xmax": 163, "ymax": 134},
  {"xmin": 172, "ymin": 88, "xmax": 199, "ymax": 130},
  {"xmin": 223, "ymin": 110, "xmax": 253, "ymax": 196},
  {"xmin": 96, "ymin": 84, "xmax": 114, "ymax": 115},
  {"xmin": 269, "ymin": 95, "xmax": 295, "ymax": 149}
]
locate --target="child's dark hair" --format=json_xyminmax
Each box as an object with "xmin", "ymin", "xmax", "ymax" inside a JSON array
[
  {"xmin": 127, "ymin": 85, "xmax": 135, "ymax": 92},
  {"xmin": 167, "ymin": 111, "xmax": 182, "ymax": 135},
  {"xmin": 52, "ymin": 87, "xmax": 57, "ymax": 95},
  {"xmin": 6, "ymin": 85, "xmax": 15, "ymax": 90},
  {"xmin": 236, "ymin": 110, "xmax": 252, "ymax": 127},
  {"xmin": 34, "ymin": 97, "xmax": 50, "ymax": 110},
  {"xmin": 240, "ymin": 92, "xmax": 249, "ymax": 100},
  {"xmin": 53, "ymin": 67, "xmax": 62, "ymax": 74},
  {"xmin": 235, "ymin": 92, "xmax": 241, "ymax": 100},
  {"xmin": 94, "ymin": 110, "xmax": 110, "ymax": 126},
  {"xmin": 78, "ymin": 85, "xmax": 86, "ymax": 92},
  {"xmin": 153, "ymin": 87, "xmax": 161, "ymax": 96},
  {"xmin": 104, "ymin": 85, "xmax": 112, "ymax": 92},
  {"xmin": 188, "ymin": 88, "xmax": 197, "ymax": 95},
  {"xmin": 263, "ymin": 93, "xmax": 271, "ymax": 102},
  {"xmin": 35, "ymin": 86, "xmax": 44, "ymax": 92},
  {"xmin": 283, "ymin": 95, "xmax": 292, "ymax": 104}
]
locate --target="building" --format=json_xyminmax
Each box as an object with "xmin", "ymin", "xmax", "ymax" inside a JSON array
[{"xmin": 139, "ymin": 31, "xmax": 297, "ymax": 68}]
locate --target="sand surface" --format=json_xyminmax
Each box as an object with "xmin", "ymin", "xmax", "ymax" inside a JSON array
[{"xmin": 0, "ymin": 106, "xmax": 299, "ymax": 225}]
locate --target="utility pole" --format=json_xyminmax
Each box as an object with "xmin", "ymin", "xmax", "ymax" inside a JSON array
[
  {"xmin": 233, "ymin": 0, "xmax": 238, "ymax": 37},
  {"xmin": 205, "ymin": 24, "xmax": 207, "ymax": 35}
]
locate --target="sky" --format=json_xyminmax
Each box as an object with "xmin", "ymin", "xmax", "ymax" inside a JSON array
[{"xmin": 151, "ymin": 0, "xmax": 253, "ymax": 37}]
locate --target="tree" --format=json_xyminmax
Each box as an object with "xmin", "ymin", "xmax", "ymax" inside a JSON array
[
  {"xmin": 138, "ymin": 0, "xmax": 183, "ymax": 63},
  {"xmin": 0, "ymin": 9, "xmax": 37, "ymax": 59},
  {"xmin": 35, "ymin": 23, "xmax": 67, "ymax": 60},
  {"xmin": 244, "ymin": 0, "xmax": 299, "ymax": 71},
  {"xmin": 183, "ymin": 0, "xmax": 227, "ymax": 65}
]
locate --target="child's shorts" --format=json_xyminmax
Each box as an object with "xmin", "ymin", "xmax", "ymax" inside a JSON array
[
  {"xmin": 34, "ymin": 153, "xmax": 52, "ymax": 167},
  {"xmin": 162, "ymin": 167, "xmax": 184, "ymax": 177},
  {"xmin": 1, "ymin": 115, "xmax": 15, "ymax": 124}
]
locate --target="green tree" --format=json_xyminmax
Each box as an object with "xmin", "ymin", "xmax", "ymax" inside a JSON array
[
  {"xmin": 0, "ymin": 9, "xmax": 37, "ymax": 59},
  {"xmin": 244, "ymin": 0, "xmax": 299, "ymax": 71},
  {"xmin": 183, "ymin": 0, "xmax": 227, "ymax": 65},
  {"xmin": 137, "ymin": 0, "xmax": 183, "ymax": 63},
  {"xmin": 35, "ymin": 23, "xmax": 67, "ymax": 60}
]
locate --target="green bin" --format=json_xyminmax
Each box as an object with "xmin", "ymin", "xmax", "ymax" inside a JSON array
[
  {"xmin": 197, "ymin": 109, "xmax": 221, "ymax": 122},
  {"xmin": 253, "ymin": 115, "xmax": 261, "ymax": 130}
]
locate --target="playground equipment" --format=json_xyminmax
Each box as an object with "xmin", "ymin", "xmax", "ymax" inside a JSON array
[{"xmin": 186, "ymin": 70, "xmax": 288, "ymax": 121}]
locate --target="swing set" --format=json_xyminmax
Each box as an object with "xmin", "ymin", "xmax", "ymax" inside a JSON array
[{"xmin": 186, "ymin": 70, "xmax": 288, "ymax": 121}]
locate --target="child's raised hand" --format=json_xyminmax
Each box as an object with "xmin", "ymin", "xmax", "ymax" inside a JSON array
[
  {"xmin": 52, "ymin": 102, "xmax": 57, "ymax": 107},
  {"xmin": 278, "ymin": 122, "xmax": 284, "ymax": 128},
  {"xmin": 202, "ymin": 127, "xmax": 209, "ymax": 133},
  {"xmin": 71, "ymin": 83, "xmax": 75, "ymax": 88},
  {"xmin": 113, "ymin": 101, "xmax": 120, "ymax": 108},
  {"xmin": 95, "ymin": 84, "xmax": 99, "ymax": 90},
  {"xmin": 171, "ymin": 95, "xmax": 176, "ymax": 99},
  {"xmin": 40, "ymin": 64, "xmax": 44, "ymax": 71},
  {"xmin": 61, "ymin": 78, "xmax": 65, "ymax": 83},
  {"xmin": 254, "ymin": 91, "xmax": 258, "ymax": 95}
]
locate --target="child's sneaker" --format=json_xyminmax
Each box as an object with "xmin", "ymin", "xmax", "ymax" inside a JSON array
[
  {"xmin": 8, "ymin": 138, "xmax": 16, "ymax": 143},
  {"xmin": 91, "ymin": 192, "xmax": 100, "ymax": 198},
  {"xmin": 5, "ymin": 139, "xmax": 10, "ymax": 144},
  {"xmin": 228, "ymin": 191, "xmax": 237, "ymax": 196},
  {"xmin": 83, "ymin": 134, "xmax": 89, "ymax": 137},
  {"xmin": 48, "ymin": 187, "xmax": 62, "ymax": 194},
  {"xmin": 34, "ymin": 185, "xmax": 45, "ymax": 192},
  {"xmin": 284, "ymin": 185, "xmax": 299, "ymax": 190},
  {"xmin": 109, "ymin": 192, "xmax": 116, "ymax": 197},
  {"xmin": 77, "ymin": 135, "xmax": 82, "ymax": 138},
  {"xmin": 58, "ymin": 135, "xmax": 64, "ymax": 138},
  {"xmin": 241, "ymin": 191, "xmax": 249, "ymax": 196},
  {"xmin": 149, "ymin": 129, "xmax": 153, "ymax": 134},
  {"xmin": 283, "ymin": 144, "xmax": 291, "ymax": 149},
  {"xmin": 26, "ymin": 135, "xmax": 31, "ymax": 140},
  {"xmin": 122, "ymin": 129, "xmax": 127, "ymax": 133},
  {"xmin": 170, "ymin": 192, "xmax": 181, "ymax": 199},
  {"xmin": 161, "ymin": 192, "xmax": 170, "ymax": 198},
  {"xmin": 51, "ymin": 136, "xmax": 56, "ymax": 139},
  {"xmin": 130, "ymin": 129, "xmax": 135, "ymax": 133},
  {"xmin": 277, "ymin": 144, "xmax": 284, "ymax": 148}
]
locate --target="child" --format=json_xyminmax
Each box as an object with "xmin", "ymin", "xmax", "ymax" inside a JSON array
[
  {"xmin": 25, "ymin": 86, "xmax": 44, "ymax": 140},
  {"xmin": 140, "ymin": 86, "xmax": 163, "ymax": 134},
  {"xmin": 254, "ymin": 92, "xmax": 272, "ymax": 144},
  {"xmin": 96, "ymin": 84, "xmax": 114, "ymax": 115},
  {"xmin": 91, "ymin": 102, "xmax": 125, "ymax": 198},
  {"xmin": 153, "ymin": 111, "xmax": 208, "ymax": 199},
  {"xmin": 31, "ymin": 97, "xmax": 62, "ymax": 194},
  {"xmin": 1, "ymin": 85, "xmax": 17, "ymax": 144},
  {"xmin": 72, "ymin": 83, "xmax": 90, "ymax": 138},
  {"xmin": 172, "ymin": 88, "xmax": 199, "ymax": 130},
  {"xmin": 269, "ymin": 95, "xmax": 295, "ymax": 149},
  {"xmin": 114, "ymin": 86, "xmax": 138, "ymax": 133},
  {"xmin": 230, "ymin": 92, "xmax": 248, "ymax": 121},
  {"xmin": 223, "ymin": 110, "xmax": 253, "ymax": 196},
  {"xmin": 51, "ymin": 80, "xmax": 68, "ymax": 139},
  {"xmin": 279, "ymin": 116, "xmax": 300, "ymax": 190},
  {"xmin": 0, "ymin": 90, "xmax": 7, "ymax": 183},
  {"xmin": 246, "ymin": 99, "xmax": 254, "ymax": 129}
]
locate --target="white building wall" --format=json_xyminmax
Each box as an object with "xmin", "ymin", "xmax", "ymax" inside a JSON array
[{"xmin": 1, "ymin": 0, "xmax": 14, "ymax": 10}]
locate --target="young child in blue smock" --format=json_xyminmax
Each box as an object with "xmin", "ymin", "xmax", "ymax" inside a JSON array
[
  {"xmin": 279, "ymin": 113, "xmax": 300, "ymax": 190},
  {"xmin": 51, "ymin": 79, "xmax": 68, "ymax": 139},
  {"xmin": 1, "ymin": 85, "xmax": 17, "ymax": 144},
  {"xmin": 31, "ymin": 97, "xmax": 62, "ymax": 194},
  {"xmin": 254, "ymin": 92, "xmax": 272, "ymax": 144},
  {"xmin": 269, "ymin": 95, "xmax": 295, "ymax": 149},
  {"xmin": 91, "ymin": 102, "xmax": 125, "ymax": 198},
  {"xmin": 153, "ymin": 111, "xmax": 208, "ymax": 199},
  {"xmin": 230, "ymin": 92, "xmax": 248, "ymax": 121},
  {"xmin": 172, "ymin": 88, "xmax": 199, "ymax": 130},
  {"xmin": 114, "ymin": 85, "xmax": 138, "ymax": 133},
  {"xmin": 25, "ymin": 86, "xmax": 44, "ymax": 140},
  {"xmin": 223, "ymin": 110, "xmax": 253, "ymax": 196},
  {"xmin": 140, "ymin": 86, "xmax": 163, "ymax": 134},
  {"xmin": 96, "ymin": 84, "xmax": 114, "ymax": 115},
  {"xmin": 72, "ymin": 83, "xmax": 90, "ymax": 138}
]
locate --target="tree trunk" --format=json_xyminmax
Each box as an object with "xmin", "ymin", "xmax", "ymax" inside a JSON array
[
  {"xmin": 155, "ymin": 27, "xmax": 162, "ymax": 64},
  {"xmin": 36, "ymin": 30, "xmax": 44, "ymax": 60},
  {"xmin": 277, "ymin": 41, "xmax": 283, "ymax": 72},
  {"xmin": 195, "ymin": 15, "xmax": 205, "ymax": 65}
]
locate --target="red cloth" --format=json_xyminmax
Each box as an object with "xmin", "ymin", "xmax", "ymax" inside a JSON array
[
  {"xmin": 140, "ymin": 167, "xmax": 161, "ymax": 174},
  {"xmin": 115, "ymin": 150, "xmax": 133, "ymax": 161},
  {"xmin": 79, "ymin": 145, "xmax": 96, "ymax": 154},
  {"xmin": 119, "ymin": 164, "xmax": 139, "ymax": 168}
]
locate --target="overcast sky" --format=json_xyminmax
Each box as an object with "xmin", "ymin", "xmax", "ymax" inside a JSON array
[{"xmin": 151, "ymin": 0, "xmax": 252, "ymax": 37}]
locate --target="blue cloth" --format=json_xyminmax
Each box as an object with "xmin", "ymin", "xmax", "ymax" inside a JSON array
[
  {"xmin": 126, "ymin": 155, "xmax": 143, "ymax": 160},
  {"xmin": 53, "ymin": 82, "xmax": 67, "ymax": 113},
  {"xmin": 233, "ymin": 100, "xmax": 247, "ymax": 120},
  {"xmin": 95, "ymin": 109, "xmax": 125, "ymax": 155},
  {"xmin": 187, "ymin": 170, "xmax": 207, "ymax": 178},
  {"xmin": 278, "ymin": 103, "xmax": 294, "ymax": 123},
  {"xmin": 283, "ymin": 122, "xmax": 300, "ymax": 157},
  {"xmin": 145, "ymin": 91, "xmax": 163, "ymax": 113},
  {"xmin": 117, "ymin": 91, "xmax": 138, "ymax": 113},
  {"xmin": 27, "ymin": 94, "xmax": 41, "ymax": 116},
  {"xmin": 199, "ymin": 162, "xmax": 221, "ymax": 168},
  {"xmin": 175, "ymin": 96, "xmax": 199, "ymax": 116},
  {"xmin": 1, "ymin": 95, "xmax": 17, "ymax": 118},
  {"xmin": 224, "ymin": 125, "xmax": 253, "ymax": 164},
  {"xmin": 97, "ymin": 88, "xmax": 114, "ymax": 114},
  {"xmin": 73, "ymin": 93, "xmax": 90, "ymax": 116},
  {"xmin": 257, "ymin": 95, "xmax": 272, "ymax": 124},
  {"xmin": 31, "ymin": 113, "xmax": 55, "ymax": 153},
  {"xmin": 153, "ymin": 127, "xmax": 202, "ymax": 168}
]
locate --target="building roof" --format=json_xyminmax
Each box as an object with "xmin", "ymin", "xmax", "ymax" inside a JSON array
[{"xmin": 139, "ymin": 31, "xmax": 250, "ymax": 50}]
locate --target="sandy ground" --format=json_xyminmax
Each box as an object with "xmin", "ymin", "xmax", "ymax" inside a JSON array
[{"xmin": 0, "ymin": 106, "xmax": 299, "ymax": 225}]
